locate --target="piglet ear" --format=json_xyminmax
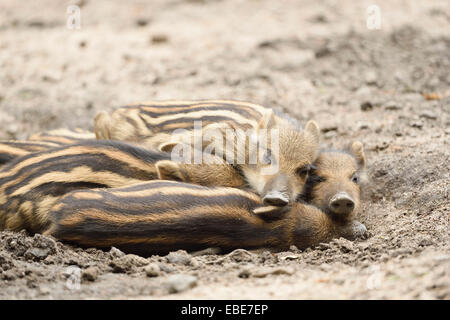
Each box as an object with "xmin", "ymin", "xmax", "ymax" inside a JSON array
[
  {"xmin": 304, "ymin": 120, "xmax": 320, "ymax": 146},
  {"xmin": 94, "ymin": 111, "xmax": 112, "ymax": 139},
  {"xmin": 252, "ymin": 205, "xmax": 289, "ymax": 220},
  {"xmin": 257, "ymin": 110, "xmax": 277, "ymax": 130},
  {"xmin": 155, "ymin": 160, "xmax": 187, "ymax": 182},
  {"xmin": 350, "ymin": 141, "xmax": 366, "ymax": 169},
  {"xmin": 158, "ymin": 141, "xmax": 180, "ymax": 153}
]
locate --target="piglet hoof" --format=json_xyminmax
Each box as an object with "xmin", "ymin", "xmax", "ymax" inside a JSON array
[
  {"xmin": 350, "ymin": 221, "xmax": 369, "ymax": 239},
  {"xmin": 342, "ymin": 220, "xmax": 369, "ymax": 240}
]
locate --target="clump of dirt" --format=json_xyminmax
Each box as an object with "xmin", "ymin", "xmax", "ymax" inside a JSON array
[{"xmin": 0, "ymin": 0, "xmax": 448, "ymax": 299}]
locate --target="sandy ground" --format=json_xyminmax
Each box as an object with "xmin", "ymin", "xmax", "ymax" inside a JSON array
[{"xmin": 0, "ymin": 0, "xmax": 449, "ymax": 299}]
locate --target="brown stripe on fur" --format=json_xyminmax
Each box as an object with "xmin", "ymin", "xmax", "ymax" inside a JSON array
[
  {"xmin": 9, "ymin": 166, "xmax": 144, "ymax": 197},
  {"xmin": 0, "ymin": 144, "xmax": 30, "ymax": 156},
  {"xmin": 55, "ymin": 204, "xmax": 263, "ymax": 227},
  {"xmin": 109, "ymin": 183, "xmax": 261, "ymax": 202},
  {"xmin": 0, "ymin": 144, "xmax": 158, "ymax": 180}
]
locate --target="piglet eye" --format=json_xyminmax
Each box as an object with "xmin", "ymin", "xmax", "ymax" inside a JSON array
[
  {"xmin": 296, "ymin": 165, "xmax": 311, "ymax": 178},
  {"xmin": 351, "ymin": 174, "xmax": 359, "ymax": 183}
]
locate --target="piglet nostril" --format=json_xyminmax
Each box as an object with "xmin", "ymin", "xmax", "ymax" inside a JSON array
[
  {"xmin": 263, "ymin": 191, "xmax": 289, "ymax": 207},
  {"xmin": 331, "ymin": 202, "xmax": 340, "ymax": 209}
]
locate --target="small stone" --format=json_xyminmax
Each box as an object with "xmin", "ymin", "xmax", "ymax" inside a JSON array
[
  {"xmin": 226, "ymin": 249, "xmax": 255, "ymax": 263},
  {"xmin": 166, "ymin": 250, "xmax": 192, "ymax": 266},
  {"xmin": 321, "ymin": 125, "xmax": 338, "ymax": 133},
  {"xmin": 238, "ymin": 269, "xmax": 251, "ymax": 278},
  {"xmin": 82, "ymin": 267, "xmax": 99, "ymax": 282},
  {"xmin": 418, "ymin": 236, "xmax": 434, "ymax": 247},
  {"xmin": 2, "ymin": 270, "xmax": 16, "ymax": 280},
  {"xmin": 32, "ymin": 234, "xmax": 57, "ymax": 253},
  {"xmin": 253, "ymin": 267, "xmax": 295, "ymax": 278},
  {"xmin": 420, "ymin": 111, "xmax": 438, "ymax": 120},
  {"xmin": 151, "ymin": 34, "xmax": 168, "ymax": 44},
  {"xmin": 356, "ymin": 121, "xmax": 370, "ymax": 130},
  {"xmin": 385, "ymin": 101, "xmax": 401, "ymax": 110},
  {"xmin": 145, "ymin": 263, "xmax": 161, "ymax": 277},
  {"xmin": 309, "ymin": 14, "xmax": 328, "ymax": 23},
  {"xmin": 110, "ymin": 254, "xmax": 148, "ymax": 273},
  {"xmin": 280, "ymin": 255, "xmax": 299, "ymax": 261},
  {"xmin": 165, "ymin": 274, "xmax": 197, "ymax": 294},
  {"xmin": 374, "ymin": 168, "xmax": 388, "ymax": 177},
  {"xmin": 364, "ymin": 70, "xmax": 378, "ymax": 85},
  {"xmin": 360, "ymin": 101, "xmax": 373, "ymax": 111},
  {"xmin": 127, "ymin": 254, "xmax": 149, "ymax": 266},
  {"xmin": 316, "ymin": 243, "xmax": 331, "ymax": 251},
  {"xmin": 335, "ymin": 238, "xmax": 354, "ymax": 253},
  {"xmin": 38, "ymin": 286, "xmax": 51, "ymax": 295},
  {"xmin": 158, "ymin": 263, "xmax": 176, "ymax": 273},
  {"xmin": 109, "ymin": 247, "xmax": 125, "ymax": 258},
  {"xmin": 355, "ymin": 86, "xmax": 372, "ymax": 97},
  {"xmin": 136, "ymin": 18, "xmax": 151, "ymax": 27},
  {"xmin": 375, "ymin": 141, "xmax": 390, "ymax": 151},
  {"xmin": 410, "ymin": 121, "xmax": 423, "ymax": 129},
  {"xmin": 24, "ymin": 248, "xmax": 50, "ymax": 261}
]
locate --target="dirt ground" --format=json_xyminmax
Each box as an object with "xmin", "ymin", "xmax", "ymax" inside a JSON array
[{"xmin": 0, "ymin": 0, "xmax": 448, "ymax": 299}]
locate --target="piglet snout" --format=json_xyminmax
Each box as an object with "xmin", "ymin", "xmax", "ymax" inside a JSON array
[
  {"xmin": 263, "ymin": 191, "xmax": 289, "ymax": 207},
  {"xmin": 329, "ymin": 192, "xmax": 355, "ymax": 215}
]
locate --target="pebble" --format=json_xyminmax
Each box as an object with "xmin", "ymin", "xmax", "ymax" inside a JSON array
[
  {"xmin": 385, "ymin": 101, "xmax": 401, "ymax": 110},
  {"xmin": 238, "ymin": 268, "xmax": 252, "ymax": 278},
  {"xmin": 2, "ymin": 270, "xmax": 16, "ymax": 280},
  {"xmin": 145, "ymin": 263, "xmax": 161, "ymax": 277},
  {"xmin": 165, "ymin": 274, "xmax": 198, "ymax": 294},
  {"xmin": 364, "ymin": 70, "xmax": 378, "ymax": 85},
  {"xmin": 410, "ymin": 121, "xmax": 423, "ymax": 129},
  {"xmin": 280, "ymin": 255, "xmax": 300, "ymax": 261},
  {"xmin": 151, "ymin": 34, "xmax": 169, "ymax": 44},
  {"xmin": 109, "ymin": 247, "xmax": 125, "ymax": 258},
  {"xmin": 38, "ymin": 286, "xmax": 51, "ymax": 295},
  {"xmin": 166, "ymin": 250, "xmax": 192, "ymax": 266},
  {"xmin": 420, "ymin": 111, "xmax": 438, "ymax": 120},
  {"xmin": 418, "ymin": 236, "xmax": 434, "ymax": 247},
  {"xmin": 321, "ymin": 125, "xmax": 338, "ymax": 133},
  {"xmin": 355, "ymin": 86, "xmax": 373, "ymax": 97},
  {"xmin": 24, "ymin": 248, "xmax": 50, "ymax": 261},
  {"xmin": 82, "ymin": 267, "xmax": 99, "ymax": 282},
  {"xmin": 333, "ymin": 238, "xmax": 354, "ymax": 253},
  {"xmin": 356, "ymin": 121, "xmax": 370, "ymax": 130},
  {"xmin": 360, "ymin": 101, "xmax": 373, "ymax": 111},
  {"xmin": 110, "ymin": 254, "xmax": 149, "ymax": 273},
  {"xmin": 226, "ymin": 249, "xmax": 255, "ymax": 263},
  {"xmin": 252, "ymin": 267, "xmax": 294, "ymax": 278},
  {"xmin": 135, "ymin": 18, "xmax": 151, "ymax": 27}
]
